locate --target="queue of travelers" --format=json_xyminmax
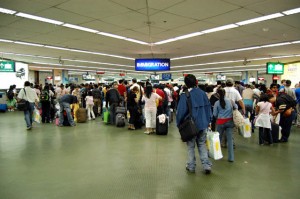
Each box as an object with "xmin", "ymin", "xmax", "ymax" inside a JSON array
[{"xmin": 5, "ymin": 76, "xmax": 300, "ymax": 174}]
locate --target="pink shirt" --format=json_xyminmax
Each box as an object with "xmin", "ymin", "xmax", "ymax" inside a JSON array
[{"xmin": 85, "ymin": 96, "xmax": 94, "ymax": 105}]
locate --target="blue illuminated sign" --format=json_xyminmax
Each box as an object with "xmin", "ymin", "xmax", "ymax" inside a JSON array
[
  {"xmin": 135, "ymin": 59, "xmax": 170, "ymax": 71},
  {"xmin": 162, "ymin": 73, "xmax": 172, "ymax": 80}
]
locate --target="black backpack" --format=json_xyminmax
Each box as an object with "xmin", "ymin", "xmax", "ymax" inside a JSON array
[
  {"xmin": 40, "ymin": 90, "xmax": 49, "ymax": 102},
  {"xmin": 7, "ymin": 90, "xmax": 14, "ymax": 100},
  {"xmin": 277, "ymin": 92, "xmax": 297, "ymax": 108}
]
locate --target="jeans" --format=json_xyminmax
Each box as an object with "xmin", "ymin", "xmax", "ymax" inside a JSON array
[
  {"xmin": 279, "ymin": 110, "xmax": 296, "ymax": 141},
  {"xmin": 216, "ymin": 120, "xmax": 234, "ymax": 161},
  {"xmin": 59, "ymin": 102, "xmax": 75, "ymax": 126},
  {"xmin": 186, "ymin": 129, "xmax": 212, "ymax": 171},
  {"xmin": 24, "ymin": 103, "xmax": 35, "ymax": 128}
]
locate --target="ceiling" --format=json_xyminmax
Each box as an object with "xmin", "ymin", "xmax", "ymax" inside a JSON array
[{"xmin": 0, "ymin": 0, "xmax": 300, "ymax": 76}]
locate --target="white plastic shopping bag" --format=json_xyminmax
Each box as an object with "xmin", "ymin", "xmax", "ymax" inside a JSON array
[
  {"xmin": 33, "ymin": 108, "xmax": 41, "ymax": 123},
  {"xmin": 242, "ymin": 118, "xmax": 251, "ymax": 138},
  {"xmin": 207, "ymin": 130, "xmax": 223, "ymax": 160}
]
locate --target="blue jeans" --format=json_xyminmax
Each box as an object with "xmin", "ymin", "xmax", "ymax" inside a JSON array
[
  {"xmin": 217, "ymin": 120, "xmax": 235, "ymax": 161},
  {"xmin": 186, "ymin": 129, "xmax": 212, "ymax": 171},
  {"xmin": 59, "ymin": 102, "xmax": 75, "ymax": 126},
  {"xmin": 24, "ymin": 103, "xmax": 35, "ymax": 128}
]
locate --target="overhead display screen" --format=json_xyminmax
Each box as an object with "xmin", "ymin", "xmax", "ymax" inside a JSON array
[
  {"xmin": 162, "ymin": 73, "xmax": 172, "ymax": 80},
  {"xmin": 266, "ymin": 62, "xmax": 284, "ymax": 74},
  {"xmin": 135, "ymin": 59, "xmax": 170, "ymax": 71}
]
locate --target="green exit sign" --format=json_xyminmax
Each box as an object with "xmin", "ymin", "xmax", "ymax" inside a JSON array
[
  {"xmin": 266, "ymin": 62, "xmax": 284, "ymax": 75},
  {"xmin": 0, "ymin": 61, "xmax": 15, "ymax": 72}
]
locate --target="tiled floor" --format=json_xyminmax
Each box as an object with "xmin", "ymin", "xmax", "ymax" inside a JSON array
[{"xmin": 0, "ymin": 112, "xmax": 299, "ymax": 199}]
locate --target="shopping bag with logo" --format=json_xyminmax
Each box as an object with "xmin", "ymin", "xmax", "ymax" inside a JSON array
[
  {"xmin": 33, "ymin": 108, "xmax": 41, "ymax": 123},
  {"xmin": 242, "ymin": 118, "xmax": 251, "ymax": 138},
  {"xmin": 207, "ymin": 130, "xmax": 223, "ymax": 160}
]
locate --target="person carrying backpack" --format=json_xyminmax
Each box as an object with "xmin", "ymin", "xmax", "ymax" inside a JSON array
[{"xmin": 40, "ymin": 85, "xmax": 54, "ymax": 123}]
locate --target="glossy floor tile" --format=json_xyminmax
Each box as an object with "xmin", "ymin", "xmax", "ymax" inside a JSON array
[{"xmin": 0, "ymin": 112, "xmax": 299, "ymax": 199}]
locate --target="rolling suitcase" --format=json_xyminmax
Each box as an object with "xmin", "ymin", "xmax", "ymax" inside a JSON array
[
  {"xmin": 116, "ymin": 106, "xmax": 126, "ymax": 114},
  {"xmin": 156, "ymin": 117, "xmax": 168, "ymax": 135},
  {"xmin": 76, "ymin": 108, "xmax": 87, "ymax": 123},
  {"xmin": 0, "ymin": 104, "xmax": 7, "ymax": 112},
  {"xmin": 116, "ymin": 113, "xmax": 125, "ymax": 127}
]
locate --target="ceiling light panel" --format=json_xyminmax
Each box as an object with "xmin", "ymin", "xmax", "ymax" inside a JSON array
[
  {"xmin": 16, "ymin": 12, "xmax": 64, "ymax": 25},
  {"xmin": 202, "ymin": 24, "xmax": 239, "ymax": 33},
  {"xmin": 282, "ymin": 7, "xmax": 300, "ymax": 15},
  {"xmin": 14, "ymin": 41, "xmax": 44, "ymax": 47},
  {"xmin": 0, "ymin": 8, "xmax": 16, "ymax": 14},
  {"xmin": 0, "ymin": 39, "xmax": 13, "ymax": 43},
  {"xmin": 63, "ymin": 23, "xmax": 99, "ymax": 33},
  {"xmin": 236, "ymin": 13, "xmax": 284, "ymax": 26}
]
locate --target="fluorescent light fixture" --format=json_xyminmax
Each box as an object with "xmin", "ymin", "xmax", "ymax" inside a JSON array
[
  {"xmin": 123, "ymin": 38, "xmax": 148, "ymax": 45},
  {"xmin": 291, "ymin": 40, "xmax": 300, "ymax": 44},
  {"xmin": 14, "ymin": 41, "xmax": 44, "ymax": 47},
  {"xmin": 97, "ymin": 32, "xmax": 126, "ymax": 39},
  {"xmin": 250, "ymin": 57, "xmax": 270, "ymax": 61},
  {"xmin": 261, "ymin": 42, "xmax": 291, "ymax": 48},
  {"xmin": 44, "ymin": 45, "xmax": 70, "ymax": 51},
  {"xmin": 32, "ymin": 62, "xmax": 61, "ymax": 66},
  {"xmin": 271, "ymin": 55, "xmax": 294, "ymax": 59},
  {"xmin": 236, "ymin": 13, "xmax": 284, "ymax": 26},
  {"xmin": 16, "ymin": 12, "xmax": 64, "ymax": 25},
  {"xmin": 63, "ymin": 23, "xmax": 99, "ymax": 33},
  {"xmin": 0, "ymin": 8, "xmax": 16, "ymax": 15},
  {"xmin": 282, "ymin": 7, "xmax": 300, "ymax": 15},
  {"xmin": 202, "ymin": 24, "xmax": 238, "ymax": 34},
  {"xmin": 0, "ymin": 39, "xmax": 13, "ymax": 43},
  {"xmin": 154, "ymin": 38, "xmax": 177, "ymax": 45},
  {"xmin": 155, "ymin": 32, "xmax": 204, "ymax": 45},
  {"xmin": 235, "ymin": 46, "xmax": 261, "ymax": 51}
]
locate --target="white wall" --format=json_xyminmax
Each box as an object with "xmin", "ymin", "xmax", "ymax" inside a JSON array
[{"xmin": 0, "ymin": 62, "xmax": 29, "ymax": 89}]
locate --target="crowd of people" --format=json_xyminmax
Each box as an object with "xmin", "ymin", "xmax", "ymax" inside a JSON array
[{"xmin": 4, "ymin": 75, "xmax": 300, "ymax": 174}]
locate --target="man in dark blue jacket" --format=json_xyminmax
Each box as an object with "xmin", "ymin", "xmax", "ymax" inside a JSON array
[
  {"xmin": 59, "ymin": 94, "xmax": 77, "ymax": 127},
  {"xmin": 176, "ymin": 74, "xmax": 212, "ymax": 174}
]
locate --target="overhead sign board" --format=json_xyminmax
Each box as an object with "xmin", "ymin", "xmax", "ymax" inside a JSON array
[
  {"xmin": 162, "ymin": 73, "xmax": 172, "ymax": 80},
  {"xmin": 266, "ymin": 62, "xmax": 284, "ymax": 75},
  {"xmin": 216, "ymin": 74, "xmax": 226, "ymax": 80},
  {"xmin": 0, "ymin": 61, "xmax": 15, "ymax": 72},
  {"xmin": 135, "ymin": 58, "xmax": 170, "ymax": 71}
]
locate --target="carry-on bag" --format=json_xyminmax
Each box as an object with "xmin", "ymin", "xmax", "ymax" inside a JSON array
[
  {"xmin": 0, "ymin": 104, "xmax": 7, "ymax": 112},
  {"xmin": 116, "ymin": 113, "xmax": 125, "ymax": 127},
  {"xmin": 76, "ymin": 108, "xmax": 87, "ymax": 123},
  {"xmin": 156, "ymin": 116, "xmax": 168, "ymax": 135},
  {"xmin": 116, "ymin": 106, "xmax": 126, "ymax": 114},
  {"xmin": 103, "ymin": 110, "xmax": 110, "ymax": 124}
]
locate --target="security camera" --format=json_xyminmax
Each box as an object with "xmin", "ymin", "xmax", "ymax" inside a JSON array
[{"xmin": 243, "ymin": 58, "xmax": 251, "ymax": 65}]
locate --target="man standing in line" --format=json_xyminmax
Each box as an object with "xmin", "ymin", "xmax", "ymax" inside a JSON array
[
  {"xmin": 176, "ymin": 74, "xmax": 212, "ymax": 174},
  {"xmin": 106, "ymin": 82, "xmax": 121, "ymax": 125},
  {"xmin": 58, "ymin": 94, "xmax": 77, "ymax": 127},
  {"xmin": 17, "ymin": 81, "xmax": 39, "ymax": 130}
]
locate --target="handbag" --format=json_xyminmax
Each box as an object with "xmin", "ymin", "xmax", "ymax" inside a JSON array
[
  {"xmin": 178, "ymin": 90, "xmax": 199, "ymax": 142},
  {"xmin": 17, "ymin": 89, "xmax": 30, "ymax": 111},
  {"xmin": 230, "ymin": 100, "xmax": 245, "ymax": 127}
]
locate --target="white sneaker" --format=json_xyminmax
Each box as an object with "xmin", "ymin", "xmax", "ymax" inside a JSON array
[{"xmin": 144, "ymin": 131, "xmax": 150, "ymax": 135}]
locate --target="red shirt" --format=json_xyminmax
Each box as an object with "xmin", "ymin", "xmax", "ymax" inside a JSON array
[
  {"xmin": 155, "ymin": 89, "xmax": 165, "ymax": 106},
  {"xmin": 118, "ymin": 84, "xmax": 126, "ymax": 97}
]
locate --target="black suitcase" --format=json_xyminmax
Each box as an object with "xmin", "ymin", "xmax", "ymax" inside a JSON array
[
  {"xmin": 156, "ymin": 117, "xmax": 168, "ymax": 135},
  {"xmin": 116, "ymin": 106, "xmax": 126, "ymax": 114},
  {"xmin": 116, "ymin": 113, "xmax": 125, "ymax": 127}
]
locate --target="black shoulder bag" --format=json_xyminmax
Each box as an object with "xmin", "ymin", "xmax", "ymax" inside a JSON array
[
  {"xmin": 178, "ymin": 90, "xmax": 199, "ymax": 142},
  {"xmin": 17, "ymin": 89, "xmax": 30, "ymax": 111}
]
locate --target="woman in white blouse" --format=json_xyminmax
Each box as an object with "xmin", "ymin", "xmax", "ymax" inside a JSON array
[{"xmin": 142, "ymin": 84, "xmax": 162, "ymax": 135}]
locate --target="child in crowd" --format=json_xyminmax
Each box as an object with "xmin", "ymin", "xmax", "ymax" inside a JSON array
[
  {"xmin": 254, "ymin": 93, "xmax": 276, "ymax": 145},
  {"xmin": 85, "ymin": 91, "xmax": 95, "ymax": 120}
]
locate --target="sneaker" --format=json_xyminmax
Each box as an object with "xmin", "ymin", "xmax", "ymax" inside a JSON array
[
  {"xmin": 204, "ymin": 169, "xmax": 211, "ymax": 175},
  {"xmin": 71, "ymin": 124, "xmax": 76, "ymax": 127},
  {"xmin": 11, "ymin": 109, "xmax": 14, "ymax": 112},
  {"xmin": 186, "ymin": 167, "xmax": 195, "ymax": 173},
  {"xmin": 144, "ymin": 131, "xmax": 150, "ymax": 135},
  {"xmin": 26, "ymin": 126, "xmax": 32, "ymax": 130}
]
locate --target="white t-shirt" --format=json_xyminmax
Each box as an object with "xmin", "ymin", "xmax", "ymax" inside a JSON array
[
  {"xmin": 142, "ymin": 93, "xmax": 160, "ymax": 110},
  {"xmin": 224, "ymin": 86, "xmax": 242, "ymax": 102}
]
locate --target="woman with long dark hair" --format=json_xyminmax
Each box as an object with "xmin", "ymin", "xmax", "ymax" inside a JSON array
[
  {"xmin": 213, "ymin": 88, "xmax": 237, "ymax": 162},
  {"xmin": 142, "ymin": 84, "xmax": 162, "ymax": 134},
  {"xmin": 127, "ymin": 86, "xmax": 139, "ymax": 130}
]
